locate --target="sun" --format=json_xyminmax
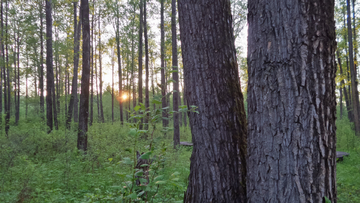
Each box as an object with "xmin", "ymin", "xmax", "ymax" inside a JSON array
[{"xmin": 121, "ymin": 94, "xmax": 128, "ymax": 101}]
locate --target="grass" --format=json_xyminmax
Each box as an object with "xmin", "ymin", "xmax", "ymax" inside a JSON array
[
  {"xmin": 335, "ymin": 112, "xmax": 360, "ymax": 203},
  {"xmin": 0, "ymin": 104, "xmax": 359, "ymax": 202}
]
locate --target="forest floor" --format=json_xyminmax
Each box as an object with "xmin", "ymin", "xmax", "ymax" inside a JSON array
[{"xmin": 0, "ymin": 114, "xmax": 359, "ymax": 202}]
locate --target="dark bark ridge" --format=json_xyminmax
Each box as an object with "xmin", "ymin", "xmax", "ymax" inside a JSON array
[
  {"xmin": 247, "ymin": 0, "xmax": 337, "ymax": 202},
  {"xmin": 178, "ymin": 0, "xmax": 247, "ymax": 202}
]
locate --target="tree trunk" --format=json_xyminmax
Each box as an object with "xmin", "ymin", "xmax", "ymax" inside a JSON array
[
  {"xmin": 151, "ymin": 52, "xmax": 156, "ymax": 112},
  {"xmin": 78, "ymin": 0, "xmax": 90, "ymax": 151},
  {"xmin": 247, "ymin": 0, "xmax": 337, "ymax": 202},
  {"xmin": 183, "ymin": 83, "xmax": 187, "ymax": 127},
  {"xmin": 26, "ymin": 57, "xmax": 28, "ymax": 119},
  {"xmin": 39, "ymin": 1, "xmax": 45, "ymax": 120},
  {"xmin": 16, "ymin": 37, "xmax": 20, "ymax": 123},
  {"xmin": 172, "ymin": 0, "xmax": 179, "ymax": 147},
  {"xmin": 343, "ymin": 8, "xmax": 354, "ymax": 121},
  {"xmin": 0, "ymin": 0, "xmax": 3, "ymax": 129},
  {"xmin": 13, "ymin": 40, "xmax": 17, "ymax": 125},
  {"xmin": 131, "ymin": 6, "xmax": 136, "ymax": 117},
  {"xmin": 160, "ymin": 0, "xmax": 168, "ymax": 127},
  {"xmin": 144, "ymin": 0, "xmax": 149, "ymax": 129},
  {"xmin": 55, "ymin": 26, "xmax": 60, "ymax": 117},
  {"xmin": 5, "ymin": 0, "xmax": 9, "ymax": 135},
  {"xmin": 346, "ymin": 0, "xmax": 360, "ymax": 135},
  {"xmin": 46, "ymin": 0, "xmax": 54, "ymax": 133},
  {"xmin": 116, "ymin": 12, "xmax": 123, "ymax": 125},
  {"xmin": 98, "ymin": 12, "xmax": 104, "ymax": 123},
  {"xmin": 337, "ymin": 51, "xmax": 351, "ymax": 121},
  {"xmin": 66, "ymin": 2, "xmax": 82, "ymax": 128},
  {"xmin": 111, "ymin": 48, "xmax": 115, "ymax": 123},
  {"xmin": 138, "ymin": 0, "xmax": 143, "ymax": 128},
  {"xmin": 178, "ymin": 0, "xmax": 247, "ymax": 202},
  {"xmin": 90, "ymin": 7, "xmax": 94, "ymax": 126}
]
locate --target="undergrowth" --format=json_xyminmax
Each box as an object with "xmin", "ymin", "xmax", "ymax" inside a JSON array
[{"xmin": 0, "ymin": 104, "xmax": 359, "ymax": 202}]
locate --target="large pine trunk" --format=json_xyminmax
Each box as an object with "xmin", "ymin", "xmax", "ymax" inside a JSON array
[
  {"xmin": 178, "ymin": 0, "xmax": 247, "ymax": 202},
  {"xmin": 78, "ymin": 0, "xmax": 90, "ymax": 151},
  {"xmin": 247, "ymin": 0, "xmax": 337, "ymax": 202}
]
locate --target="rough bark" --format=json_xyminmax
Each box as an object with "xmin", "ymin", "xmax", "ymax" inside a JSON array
[
  {"xmin": 46, "ymin": 0, "xmax": 54, "ymax": 133},
  {"xmin": 160, "ymin": 0, "xmax": 168, "ymax": 127},
  {"xmin": 247, "ymin": 0, "xmax": 337, "ymax": 202},
  {"xmin": 172, "ymin": 0, "xmax": 179, "ymax": 147},
  {"xmin": 178, "ymin": 0, "xmax": 247, "ymax": 202},
  {"xmin": 183, "ymin": 83, "xmax": 187, "ymax": 127},
  {"xmin": 78, "ymin": 0, "xmax": 90, "ymax": 151},
  {"xmin": 346, "ymin": 0, "xmax": 360, "ymax": 134}
]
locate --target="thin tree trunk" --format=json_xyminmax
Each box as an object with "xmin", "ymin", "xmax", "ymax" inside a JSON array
[
  {"xmin": 0, "ymin": 0, "xmax": 3, "ymax": 130},
  {"xmin": 179, "ymin": 1, "xmax": 247, "ymax": 201},
  {"xmin": 111, "ymin": 48, "xmax": 115, "ymax": 123},
  {"xmin": 16, "ymin": 37, "xmax": 20, "ymax": 123},
  {"xmin": 160, "ymin": 0, "xmax": 168, "ymax": 127},
  {"xmin": 151, "ymin": 52, "xmax": 155, "ymax": 112},
  {"xmin": 90, "ymin": 7, "xmax": 94, "ymax": 126},
  {"xmin": 116, "ymin": 15, "xmax": 123, "ymax": 125},
  {"xmin": 5, "ymin": 0, "xmax": 10, "ymax": 135},
  {"xmin": 26, "ymin": 57, "xmax": 28, "ymax": 119},
  {"xmin": 172, "ymin": 0, "xmax": 179, "ymax": 147},
  {"xmin": 78, "ymin": 0, "xmax": 90, "ymax": 151},
  {"xmin": 98, "ymin": 12, "xmax": 104, "ymax": 123},
  {"xmin": 39, "ymin": 1, "xmax": 45, "ymax": 120},
  {"xmin": 247, "ymin": 0, "xmax": 337, "ymax": 202},
  {"xmin": 138, "ymin": 0, "xmax": 143, "ymax": 128},
  {"xmin": 46, "ymin": 0, "xmax": 54, "ymax": 133},
  {"xmin": 347, "ymin": 0, "xmax": 360, "ymax": 135},
  {"xmin": 66, "ymin": 2, "xmax": 82, "ymax": 128},
  {"xmin": 131, "ymin": 6, "xmax": 136, "ymax": 118},
  {"xmin": 144, "ymin": 0, "xmax": 149, "ymax": 129},
  {"xmin": 338, "ymin": 51, "xmax": 351, "ymax": 121},
  {"xmin": 13, "ymin": 43, "xmax": 17, "ymax": 125},
  {"xmin": 343, "ymin": 8, "xmax": 354, "ymax": 121},
  {"xmin": 55, "ymin": 25, "xmax": 60, "ymax": 116}
]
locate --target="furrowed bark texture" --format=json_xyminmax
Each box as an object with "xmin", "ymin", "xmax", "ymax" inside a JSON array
[
  {"xmin": 247, "ymin": 0, "xmax": 337, "ymax": 202},
  {"xmin": 78, "ymin": 0, "xmax": 90, "ymax": 151},
  {"xmin": 46, "ymin": 0, "xmax": 54, "ymax": 132},
  {"xmin": 178, "ymin": 0, "xmax": 247, "ymax": 202}
]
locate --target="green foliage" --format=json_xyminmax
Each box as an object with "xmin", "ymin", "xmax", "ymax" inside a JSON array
[
  {"xmin": 0, "ymin": 98, "xmax": 193, "ymax": 202},
  {"xmin": 336, "ymin": 107, "xmax": 360, "ymax": 203}
]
